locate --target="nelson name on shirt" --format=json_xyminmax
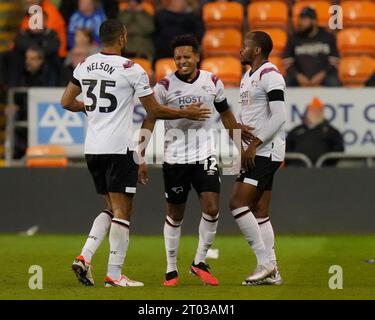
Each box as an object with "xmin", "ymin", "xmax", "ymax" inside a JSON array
[{"xmin": 87, "ymin": 62, "xmax": 115, "ymax": 75}]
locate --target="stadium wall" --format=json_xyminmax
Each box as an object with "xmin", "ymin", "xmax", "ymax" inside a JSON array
[{"xmin": 0, "ymin": 167, "xmax": 374, "ymax": 234}]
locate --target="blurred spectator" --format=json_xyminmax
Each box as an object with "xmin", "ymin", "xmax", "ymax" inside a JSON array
[
  {"xmin": 118, "ymin": 0, "xmax": 155, "ymax": 60},
  {"xmin": 15, "ymin": 46, "xmax": 61, "ymax": 87},
  {"xmin": 60, "ymin": 0, "xmax": 119, "ymax": 23},
  {"xmin": 7, "ymin": 12, "xmax": 61, "ymax": 87},
  {"xmin": 20, "ymin": 0, "xmax": 67, "ymax": 58},
  {"xmin": 286, "ymin": 97, "xmax": 344, "ymax": 166},
  {"xmin": 68, "ymin": 0, "xmax": 107, "ymax": 49},
  {"xmin": 282, "ymin": 7, "xmax": 341, "ymax": 87},
  {"xmin": 5, "ymin": 45, "xmax": 61, "ymax": 158},
  {"xmin": 62, "ymin": 28, "xmax": 99, "ymax": 84},
  {"xmin": 154, "ymin": 0, "xmax": 204, "ymax": 61},
  {"xmin": 14, "ymin": 13, "xmax": 60, "ymax": 58}
]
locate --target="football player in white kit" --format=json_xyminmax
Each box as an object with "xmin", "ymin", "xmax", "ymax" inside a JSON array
[
  {"xmin": 138, "ymin": 35, "xmax": 252, "ymax": 286},
  {"xmin": 229, "ymin": 31, "xmax": 287, "ymax": 285},
  {"xmin": 60, "ymin": 20, "xmax": 211, "ymax": 287}
]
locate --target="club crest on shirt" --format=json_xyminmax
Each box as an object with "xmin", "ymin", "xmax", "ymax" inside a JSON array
[
  {"xmin": 201, "ymin": 85, "xmax": 214, "ymax": 94},
  {"xmin": 173, "ymin": 90, "xmax": 183, "ymax": 97}
]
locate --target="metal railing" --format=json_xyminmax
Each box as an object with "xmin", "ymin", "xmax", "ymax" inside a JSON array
[
  {"xmin": 4, "ymin": 87, "xmax": 28, "ymax": 166},
  {"xmin": 316, "ymin": 152, "xmax": 375, "ymax": 168},
  {"xmin": 284, "ymin": 152, "xmax": 314, "ymax": 168}
]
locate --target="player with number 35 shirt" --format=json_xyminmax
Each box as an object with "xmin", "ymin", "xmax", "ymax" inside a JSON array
[{"xmin": 61, "ymin": 20, "xmax": 211, "ymax": 288}]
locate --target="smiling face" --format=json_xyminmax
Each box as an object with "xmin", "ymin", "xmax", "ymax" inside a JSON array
[{"xmin": 173, "ymin": 45, "xmax": 199, "ymax": 78}]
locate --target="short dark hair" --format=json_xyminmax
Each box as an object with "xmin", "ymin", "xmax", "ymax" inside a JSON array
[
  {"xmin": 27, "ymin": 45, "xmax": 45, "ymax": 60},
  {"xmin": 99, "ymin": 19, "xmax": 125, "ymax": 45},
  {"xmin": 171, "ymin": 34, "xmax": 200, "ymax": 53},
  {"xmin": 251, "ymin": 31, "xmax": 273, "ymax": 58}
]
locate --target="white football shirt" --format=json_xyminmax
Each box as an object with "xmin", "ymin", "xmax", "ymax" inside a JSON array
[
  {"xmin": 72, "ymin": 52, "xmax": 153, "ymax": 154},
  {"xmin": 239, "ymin": 61, "xmax": 286, "ymax": 161},
  {"xmin": 154, "ymin": 70, "xmax": 226, "ymax": 164}
]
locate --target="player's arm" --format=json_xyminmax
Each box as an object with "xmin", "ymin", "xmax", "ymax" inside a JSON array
[
  {"xmin": 137, "ymin": 115, "xmax": 156, "ymax": 185},
  {"xmin": 213, "ymin": 78, "xmax": 254, "ymax": 147},
  {"xmin": 60, "ymin": 81, "xmax": 85, "ymax": 113},
  {"xmin": 242, "ymin": 85, "xmax": 286, "ymax": 170},
  {"xmin": 219, "ymin": 105, "xmax": 254, "ymax": 145},
  {"xmin": 139, "ymin": 93, "xmax": 210, "ymax": 121}
]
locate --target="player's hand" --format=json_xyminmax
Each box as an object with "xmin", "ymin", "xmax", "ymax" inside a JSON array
[
  {"xmin": 241, "ymin": 144, "xmax": 257, "ymax": 170},
  {"xmin": 138, "ymin": 163, "xmax": 149, "ymax": 185},
  {"xmin": 239, "ymin": 124, "xmax": 255, "ymax": 144},
  {"xmin": 184, "ymin": 103, "xmax": 211, "ymax": 121}
]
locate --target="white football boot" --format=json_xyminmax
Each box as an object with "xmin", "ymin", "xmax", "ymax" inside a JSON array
[
  {"xmin": 72, "ymin": 255, "xmax": 94, "ymax": 286},
  {"xmin": 104, "ymin": 275, "xmax": 144, "ymax": 287}
]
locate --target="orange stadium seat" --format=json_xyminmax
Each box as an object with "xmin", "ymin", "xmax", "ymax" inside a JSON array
[
  {"xmin": 248, "ymin": 1, "xmax": 288, "ymax": 29},
  {"xmin": 203, "ymin": 2, "xmax": 244, "ymax": 30},
  {"xmin": 202, "ymin": 28, "xmax": 242, "ymax": 58},
  {"xmin": 201, "ymin": 57, "xmax": 242, "ymax": 87},
  {"xmin": 337, "ymin": 28, "xmax": 375, "ymax": 57},
  {"xmin": 342, "ymin": 1, "xmax": 375, "ymax": 28},
  {"xmin": 26, "ymin": 145, "xmax": 68, "ymax": 168},
  {"xmin": 269, "ymin": 55, "xmax": 285, "ymax": 76},
  {"xmin": 292, "ymin": 1, "xmax": 331, "ymax": 29},
  {"xmin": 339, "ymin": 56, "xmax": 375, "ymax": 87},
  {"xmin": 250, "ymin": 28, "xmax": 287, "ymax": 56},
  {"xmin": 250, "ymin": 0, "xmax": 288, "ymax": 2},
  {"xmin": 118, "ymin": 1, "xmax": 155, "ymax": 16},
  {"xmin": 155, "ymin": 58, "xmax": 176, "ymax": 82},
  {"xmin": 132, "ymin": 58, "xmax": 152, "ymax": 79}
]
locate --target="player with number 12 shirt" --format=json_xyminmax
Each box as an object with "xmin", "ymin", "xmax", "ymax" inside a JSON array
[{"xmin": 61, "ymin": 20, "xmax": 211, "ymax": 288}]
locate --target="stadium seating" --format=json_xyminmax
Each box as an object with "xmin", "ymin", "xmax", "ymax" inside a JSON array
[
  {"xmin": 269, "ymin": 55, "xmax": 285, "ymax": 76},
  {"xmin": 248, "ymin": 1, "xmax": 288, "ymax": 29},
  {"xmin": 337, "ymin": 28, "xmax": 375, "ymax": 57},
  {"xmin": 292, "ymin": 1, "xmax": 331, "ymax": 29},
  {"xmin": 203, "ymin": 2, "xmax": 244, "ymax": 30},
  {"xmin": 342, "ymin": 1, "xmax": 375, "ymax": 28},
  {"xmin": 339, "ymin": 56, "xmax": 375, "ymax": 86},
  {"xmin": 201, "ymin": 57, "xmax": 242, "ymax": 87},
  {"xmin": 155, "ymin": 58, "xmax": 176, "ymax": 82},
  {"xmin": 250, "ymin": 28, "xmax": 287, "ymax": 56},
  {"xmin": 202, "ymin": 28, "xmax": 242, "ymax": 58},
  {"xmin": 132, "ymin": 58, "xmax": 152, "ymax": 79},
  {"xmin": 26, "ymin": 145, "xmax": 68, "ymax": 168}
]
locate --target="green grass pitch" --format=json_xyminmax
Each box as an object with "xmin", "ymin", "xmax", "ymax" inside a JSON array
[{"xmin": 0, "ymin": 234, "xmax": 374, "ymax": 300}]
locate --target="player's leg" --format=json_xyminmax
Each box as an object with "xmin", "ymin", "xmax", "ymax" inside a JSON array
[
  {"xmin": 163, "ymin": 202, "xmax": 185, "ymax": 286},
  {"xmin": 104, "ymin": 153, "xmax": 143, "ymax": 287},
  {"xmin": 253, "ymin": 191, "xmax": 276, "ymax": 265},
  {"xmin": 189, "ymin": 191, "xmax": 220, "ymax": 286},
  {"xmin": 230, "ymin": 182, "xmax": 268, "ymax": 265},
  {"xmin": 194, "ymin": 192, "xmax": 219, "ymax": 265},
  {"xmin": 251, "ymin": 159, "xmax": 283, "ymax": 285},
  {"xmin": 80, "ymin": 195, "xmax": 113, "ymax": 264},
  {"xmin": 72, "ymin": 155, "xmax": 111, "ymax": 286},
  {"xmin": 162, "ymin": 162, "xmax": 190, "ymax": 286},
  {"xmin": 190, "ymin": 157, "xmax": 220, "ymax": 285},
  {"xmin": 252, "ymin": 191, "xmax": 282, "ymax": 285}
]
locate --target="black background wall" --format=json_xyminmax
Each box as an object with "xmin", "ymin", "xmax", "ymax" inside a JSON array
[{"xmin": 0, "ymin": 168, "xmax": 374, "ymax": 234}]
